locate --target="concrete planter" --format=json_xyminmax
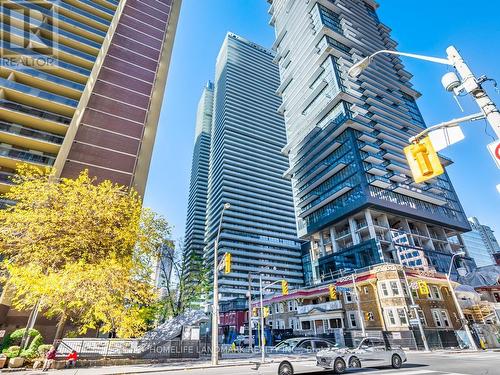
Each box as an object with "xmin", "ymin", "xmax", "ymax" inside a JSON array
[
  {"xmin": 8, "ymin": 357, "xmax": 25, "ymax": 368},
  {"xmin": 0, "ymin": 356, "xmax": 7, "ymax": 368}
]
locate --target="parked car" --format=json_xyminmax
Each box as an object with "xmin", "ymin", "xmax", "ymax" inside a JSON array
[
  {"xmin": 233, "ymin": 335, "xmax": 250, "ymax": 348},
  {"xmin": 316, "ymin": 337, "xmax": 407, "ymax": 374},
  {"xmin": 263, "ymin": 337, "xmax": 338, "ymax": 374}
]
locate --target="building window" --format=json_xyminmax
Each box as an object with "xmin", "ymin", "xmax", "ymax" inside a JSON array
[
  {"xmin": 390, "ymin": 281, "xmax": 400, "ymax": 296},
  {"xmin": 432, "ymin": 309, "xmax": 451, "ymax": 328},
  {"xmin": 412, "ymin": 288, "xmax": 419, "ymax": 299},
  {"xmin": 431, "ymin": 286, "xmax": 442, "ymax": 300},
  {"xmin": 380, "ymin": 282, "xmax": 389, "ymax": 297},
  {"xmin": 397, "ymin": 308, "xmax": 408, "ymax": 325},
  {"xmin": 329, "ymin": 318, "xmax": 343, "ymax": 328},
  {"xmin": 274, "ymin": 304, "xmax": 279, "ymax": 314},
  {"xmin": 418, "ymin": 310, "xmax": 427, "ymax": 326},
  {"xmin": 364, "ymin": 286, "xmax": 369, "ymax": 294},
  {"xmin": 279, "ymin": 303, "xmax": 285, "ymax": 313},
  {"xmin": 348, "ymin": 312, "xmax": 358, "ymax": 328},
  {"xmin": 494, "ymin": 293, "xmax": 500, "ymax": 303},
  {"xmin": 440, "ymin": 311, "xmax": 451, "ymax": 327},
  {"xmin": 387, "ymin": 309, "xmax": 397, "ymax": 326},
  {"xmin": 317, "ymin": 4, "xmax": 343, "ymax": 35},
  {"xmin": 301, "ymin": 320, "xmax": 311, "ymax": 330},
  {"xmin": 344, "ymin": 291, "xmax": 353, "ymax": 303}
]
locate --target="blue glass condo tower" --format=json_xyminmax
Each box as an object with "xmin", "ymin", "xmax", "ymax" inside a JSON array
[{"xmin": 268, "ymin": 0, "xmax": 473, "ymax": 283}]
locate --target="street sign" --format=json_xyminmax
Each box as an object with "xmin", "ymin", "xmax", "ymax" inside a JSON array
[
  {"xmin": 429, "ymin": 124, "xmax": 465, "ymax": 151},
  {"xmin": 336, "ymin": 286, "xmax": 350, "ymax": 292},
  {"xmin": 409, "ymin": 304, "xmax": 419, "ymax": 309},
  {"xmin": 487, "ymin": 140, "xmax": 500, "ymax": 169},
  {"xmin": 409, "ymin": 319, "xmax": 420, "ymax": 326},
  {"xmin": 0, "ymin": 330, "xmax": 5, "ymax": 338}
]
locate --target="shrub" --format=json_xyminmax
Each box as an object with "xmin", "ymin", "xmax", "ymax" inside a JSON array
[
  {"xmin": 3, "ymin": 346, "xmax": 22, "ymax": 358},
  {"xmin": 37, "ymin": 345, "xmax": 52, "ymax": 357}
]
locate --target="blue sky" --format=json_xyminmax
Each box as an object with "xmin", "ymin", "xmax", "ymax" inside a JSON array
[{"xmin": 144, "ymin": 0, "xmax": 500, "ymax": 241}]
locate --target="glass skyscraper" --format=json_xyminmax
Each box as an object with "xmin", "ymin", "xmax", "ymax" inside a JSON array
[
  {"xmin": 461, "ymin": 217, "xmax": 500, "ymax": 267},
  {"xmin": 201, "ymin": 33, "xmax": 304, "ymax": 299},
  {"xmin": 184, "ymin": 81, "xmax": 214, "ymax": 278},
  {"xmin": 268, "ymin": 0, "xmax": 472, "ymax": 282}
]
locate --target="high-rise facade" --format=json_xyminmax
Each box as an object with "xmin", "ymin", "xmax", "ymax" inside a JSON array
[
  {"xmin": 0, "ymin": 0, "xmax": 181, "ymax": 338},
  {"xmin": 461, "ymin": 217, "xmax": 500, "ymax": 267},
  {"xmin": 0, "ymin": 0, "xmax": 181, "ymax": 201},
  {"xmin": 203, "ymin": 33, "xmax": 303, "ymax": 299},
  {"xmin": 268, "ymin": 0, "xmax": 472, "ymax": 283},
  {"xmin": 184, "ymin": 81, "xmax": 214, "ymax": 277}
]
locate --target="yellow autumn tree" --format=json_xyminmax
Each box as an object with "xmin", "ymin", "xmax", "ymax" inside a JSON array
[{"xmin": 0, "ymin": 164, "xmax": 171, "ymax": 338}]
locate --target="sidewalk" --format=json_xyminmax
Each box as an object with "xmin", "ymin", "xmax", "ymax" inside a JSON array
[{"xmin": 2, "ymin": 359, "xmax": 257, "ymax": 375}]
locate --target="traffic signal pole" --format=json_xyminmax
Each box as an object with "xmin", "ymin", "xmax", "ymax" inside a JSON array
[
  {"xmin": 446, "ymin": 46, "xmax": 500, "ymax": 140},
  {"xmin": 259, "ymin": 275, "xmax": 265, "ymax": 363},
  {"xmin": 351, "ymin": 273, "xmax": 366, "ymax": 337}
]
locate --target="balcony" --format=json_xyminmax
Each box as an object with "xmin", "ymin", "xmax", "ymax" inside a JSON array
[
  {"xmin": 0, "ymin": 146, "xmax": 55, "ymax": 167},
  {"xmin": 0, "ymin": 121, "xmax": 63, "ymax": 154},
  {"xmin": 297, "ymin": 301, "xmax": 342, "ymax": 315}
]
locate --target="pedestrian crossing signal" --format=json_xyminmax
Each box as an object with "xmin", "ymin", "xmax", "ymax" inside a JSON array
[
  {"xmin": 329, "ymin": 284, "xmax": 337, "ymax": 300},
  {"xmin": 404, "ymin": 136, "xmax": 444, "ymax": 183},
  {"xmin": 281, "ymin": 280, "xmax": 289, "ymax": 295}
]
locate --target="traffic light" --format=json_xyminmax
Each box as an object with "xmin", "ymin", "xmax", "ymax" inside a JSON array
[
  {"xmin": 329, "ymin": 284, "xmax": 337, "ymax": 300},
  {"xmin": 364, "ymin": 312, "xmax": 371, "ymax": 321},
  {"xmin": 224, "ymin": 252, "xmax": 231, "ymax": 274},
  {"xmin": 418, "ymin": 280, "xmax": 430, "ymax": 295},
  {"xmin": 404, "ymin": 136, "xmax": 444, "ymax": 183},
  {"xmin": 281, "ymin": 280, "xmax": 289, "ymax": 296},
  {"xmin": 252, "ymin": 307, "xmax": 257, "ymax": 317},
  {"xmin": 263, "ymin": 307, "xmax": 270, "ymax": 318}
]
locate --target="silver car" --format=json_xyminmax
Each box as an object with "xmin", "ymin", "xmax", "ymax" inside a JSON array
[
  {"xmin": 316, "ymin": 337, "xmax": 407, "ymax": 373},
  {"xmin": 262, "ymin": 337, "xmax": 338, "ymax": 374}
]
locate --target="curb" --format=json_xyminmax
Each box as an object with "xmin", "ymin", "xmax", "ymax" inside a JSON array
[{"xmin": 108, "ymin": 361, "xmax": 256, "ymax": 375}]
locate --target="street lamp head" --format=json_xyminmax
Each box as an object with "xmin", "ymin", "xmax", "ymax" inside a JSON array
[
  {"xmin": 454, "ymin": 250, "xmax": 466, "ymax": 257},
  {"xmin": 223, "ymin": 202, "xmax": 231, "ymax": 210},
  {"xmin": 348, "ymin": 56, "xmax": 371, "ymax": 78}
]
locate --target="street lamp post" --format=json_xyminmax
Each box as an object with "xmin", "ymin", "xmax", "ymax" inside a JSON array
[
  {"xmin": 394, "ymin": 248, "xmax": 430, "ymax": 351},
  {"xmin": 446, "ymin": 251, "xmax": 478, "ymax": 350},
  {"xmin": 211, "ymin": 202, "xmax": 231, "ymax": 366},
  {"xmin": 348, "ymin": 46, "xmax": 500, "ymax": 141},
  {"xmin": 351, "ymin": 272, "xmax": 366, "ymax": 337},
  {"xmin": 258, "ymin": 276, "xmax": 283, "ymax": 363}
]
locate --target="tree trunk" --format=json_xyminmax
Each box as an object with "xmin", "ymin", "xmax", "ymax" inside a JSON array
[{"xmin": 54, "ymin": 313, "xmax": 67, "ymax": 343}]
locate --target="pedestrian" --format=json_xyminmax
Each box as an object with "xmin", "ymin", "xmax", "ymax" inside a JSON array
[
  {"xmin": 65, "ymin": 350, "xmax": 78, "ymax": 368},
  {"xmin": 42, "ymin": 346, "xmax": 57, "ymax": 372}
]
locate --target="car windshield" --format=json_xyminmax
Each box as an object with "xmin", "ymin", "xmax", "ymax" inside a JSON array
[{"xmin": 274, "ymin": 339, "xmax": 301, "ymax": 350}]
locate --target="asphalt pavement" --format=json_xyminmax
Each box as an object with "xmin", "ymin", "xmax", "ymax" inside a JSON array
[{"xmin": 13, "ymin": 350, "xmax": 499, "ymax": 375}]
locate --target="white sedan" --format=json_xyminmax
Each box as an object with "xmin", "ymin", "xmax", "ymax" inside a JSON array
[{"xmin": 316, "ymin": 337, "xmax": 407, "ymax": 373}]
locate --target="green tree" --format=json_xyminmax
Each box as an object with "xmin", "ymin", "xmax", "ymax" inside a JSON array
[
  {"xmin": 155, "ymin": 239, "xmax": 209, "ymax": 322},
  {"xmin": 0, "ymin": 165, "xmax": 171, "ymax": 338}
]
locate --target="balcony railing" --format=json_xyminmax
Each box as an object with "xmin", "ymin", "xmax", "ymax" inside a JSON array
[
  {"xmin": 0, "ymin": 121, "xmax": 64, "ymax": 144},
  {"xmin": 0, "ymin": 146, "xmax": 55, "ymax": 166}
]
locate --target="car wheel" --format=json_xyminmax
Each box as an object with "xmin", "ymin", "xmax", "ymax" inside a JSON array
[
  {"xmin": 391, "ymin": 354, "xmax": 402, "ymax": 369},
  {"xmin": 333, "ymin": 358, "xmax": 346, "ymax": 374},
  {"xmin": 278, "ymin": 362, "xmax": 293, "ymax": 375},
  {"xmin": 349, "ymin": 356, "xmax": 361, "ymax": 368}
]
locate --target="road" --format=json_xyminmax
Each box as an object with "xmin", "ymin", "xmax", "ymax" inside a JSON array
[
  {"xmin": 22, "ymin": 351, "xmax": 498, "ymax": 375},
  {"xmin": 137, "ymin": 351, "xmax": 499, "ymax": 375}
]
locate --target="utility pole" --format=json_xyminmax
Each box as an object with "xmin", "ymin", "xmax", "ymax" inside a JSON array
[
  {"xmin": 446, "ymin": 46, "xmax": 500, "ymax": 139},
  {"xmin": 351, "ymin": 273, "xmax": 365, "ymax": 337},
  {"xmin": 247, "ymin": 273, "xmax": 253, "ymax": 351},
  {"xmin": 211, "ymin": 203, "xmax": 230, "ymax": 366},
  {"xmin": 395, "ymin": 249, "xmax": 430, "ymax": 352},
  {"xmin": 259, "ymin": 275, "xmax": 265, "ymax": 364}
]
